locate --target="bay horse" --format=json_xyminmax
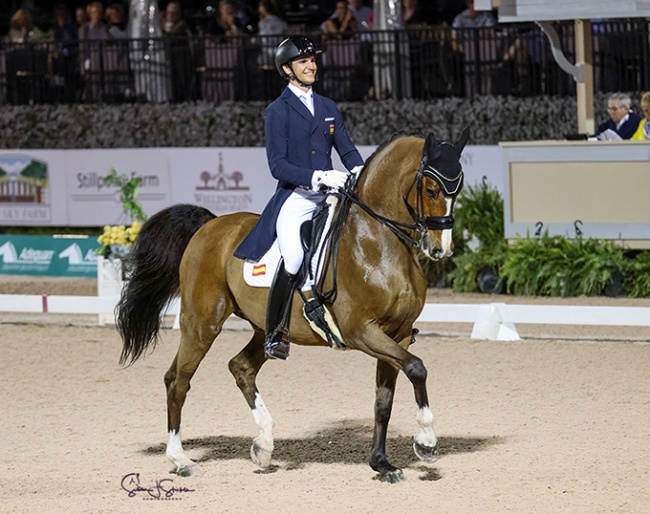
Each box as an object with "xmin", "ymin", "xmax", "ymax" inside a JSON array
[{"xmin": 117, "ymin": 129, "xmax": 468, "ymax": 483}]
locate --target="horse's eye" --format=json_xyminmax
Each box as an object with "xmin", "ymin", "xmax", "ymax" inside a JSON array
[{"xmin": 425, "ymin": 188, "xmax": 438, "ymax": 199}]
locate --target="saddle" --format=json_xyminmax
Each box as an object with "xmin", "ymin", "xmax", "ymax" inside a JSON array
[{"xmin": 296, "ymin": 197, "xmax": 346, "ymax": 351}]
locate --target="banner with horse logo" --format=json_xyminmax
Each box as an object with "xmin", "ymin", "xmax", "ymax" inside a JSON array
[{"xmin": 0, "ymin": 235, "xmax": 99, "ymax": 277}]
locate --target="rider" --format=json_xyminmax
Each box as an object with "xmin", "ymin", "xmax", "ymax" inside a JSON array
[{"xmin": 234, "ymin": 35, "xmax": 364, "ymax": 360}]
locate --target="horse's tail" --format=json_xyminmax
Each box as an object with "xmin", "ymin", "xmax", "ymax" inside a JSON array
[{"xmin": 117, "ymin": 204, "xmax": 216, "ymax": 366}]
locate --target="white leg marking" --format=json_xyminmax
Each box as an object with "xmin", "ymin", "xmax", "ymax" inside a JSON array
[
  {"xmin": 250, "ymin": 392, "xmax": 274, "ymax": 468},
  {"xmin": 414, "ymin": 406, "xmax": 438, "ymax": 449},
  {"xmin": 166, "ymin": 429, "xmax": 198, "ymax": 474}
]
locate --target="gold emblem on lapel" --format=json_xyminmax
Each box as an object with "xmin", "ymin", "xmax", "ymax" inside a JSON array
[{"xmin": 329, "ymin": 124, "xmax": 335, "ymax": 134}]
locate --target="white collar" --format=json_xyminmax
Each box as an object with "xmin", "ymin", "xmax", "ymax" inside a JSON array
[
  {"xmin": 616, "ymin": 112, "xmax": 629, "ymax": 130},
  {"xmin": 288, "ymin": 83, "xmax": 312, "ymax": 101}
]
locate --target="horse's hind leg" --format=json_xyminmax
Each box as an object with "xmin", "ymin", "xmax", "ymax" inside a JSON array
[
  {"xmin": 164, "ymin": 321, "xmax": 220, "ymax": 477},
  {"xmin": 228, "ymin": 329, "xmax": 274, "ymax": 468},
  {"xmin": 370, "ymin": 359, "xmax": 404, "ymax": 483}
]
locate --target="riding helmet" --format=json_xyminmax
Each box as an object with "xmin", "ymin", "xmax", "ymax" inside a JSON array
[{"xmin": 274, "ymin": 36, "xmax": 321, "ymax": 77}]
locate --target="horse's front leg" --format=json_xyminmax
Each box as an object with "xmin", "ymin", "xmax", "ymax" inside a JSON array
[
  {"xmin": 363, "ymin": 331, "xmax": 438, "ymax": 482},
  {"xmin": 228, "ymin": 329, "xmax": 275, "ymax": 469}
]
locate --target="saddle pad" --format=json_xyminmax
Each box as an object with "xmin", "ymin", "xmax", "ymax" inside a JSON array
[{"xmin": 243, "ymin": 196, "xmax": 338, "ymax": 290}]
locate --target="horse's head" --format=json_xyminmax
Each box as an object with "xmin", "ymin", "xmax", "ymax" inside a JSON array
[{"xmin": 403, "ymin": 128, "xmax": 468, "ymax": 260}]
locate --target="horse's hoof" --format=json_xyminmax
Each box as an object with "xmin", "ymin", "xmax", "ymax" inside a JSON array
[
  {"xmin": 377, "ymin": 468, "xmax": 405, "ymax": 484},
  {"xmin": 413, "ymin": 440, "xmax": 439, "ymax": 463},
  {"xmin": 250, "ymin": 440, "xmax": 273, "ymax": 469},
  {"xmin": 172, "ymin": 462, "xmax": 202, "ymax": 477}
]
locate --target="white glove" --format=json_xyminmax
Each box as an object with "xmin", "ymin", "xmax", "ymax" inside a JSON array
[
  {"xmin": 350, "ymin": 165, "xmax": 364, "ymax": 179},
  {"xmin": 311, "ymin": 169, "xmax": 348, "ymax": 192}
]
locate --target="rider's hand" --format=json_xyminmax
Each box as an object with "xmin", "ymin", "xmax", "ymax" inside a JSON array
[
  {"xmin": 311, "ymin": 169, "xmax": 348, "ymax": 192},
  {"xmin": 350, "ymin": 165, "xmax": 364, "ymax": 179}
]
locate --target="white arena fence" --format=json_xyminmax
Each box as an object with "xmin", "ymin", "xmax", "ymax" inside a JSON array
[{"xmin": 1, "ymin": 294, "xmax": 649, "ymax": 341}]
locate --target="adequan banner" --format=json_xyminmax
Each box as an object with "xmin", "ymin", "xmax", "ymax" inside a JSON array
[{"xmin": 0, "ymin": 235, "xmax": 99, "ymax": 277}]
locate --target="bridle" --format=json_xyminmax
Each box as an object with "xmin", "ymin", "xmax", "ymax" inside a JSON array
[
  {"xmin": 342, "ymin": 143, "xmax": 464, "ymax": 246},
  {"xmin": 313, "ymin": 144, "xmax": 464, "ymax": 304}
]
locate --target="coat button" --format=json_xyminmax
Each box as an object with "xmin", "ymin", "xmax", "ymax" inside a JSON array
[{"xmin": 311, "ymin": 150, "xmax": 316, "ymax": 154}]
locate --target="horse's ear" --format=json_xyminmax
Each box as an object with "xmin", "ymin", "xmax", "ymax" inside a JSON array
[
  {"xmin": 454, "ymin": 126, "xmax": 470, "ymax": 154},
  {"xmin": 425, "ymin": 133, "xmax": 441, "ymax": 160}
]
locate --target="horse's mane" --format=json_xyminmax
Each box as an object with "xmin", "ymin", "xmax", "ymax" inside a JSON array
[{"xmin": 364, "ymin": 131, "xmax": 427, "ymax": 170}]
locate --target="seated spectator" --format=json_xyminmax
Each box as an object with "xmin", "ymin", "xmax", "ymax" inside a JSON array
[
  {"xmin": 4, "ymin": 8, "xmax": 45, "ymax": 43},
  {"xmin": 596, "ymin": 92, "xmax": 642, "ymax": 140},
  {"xmin": 206, "ymin": 0, "xmax": 245, "ymax": 38},
  {"xmin": 347, "ymin": 0, "xmax": 372, "ymax": 30},
  {"xmin": 322, "ymin": 0, "xmax": 359, "ymax": 40},
  {"xmin": 75, "ymin": 6, "xmax": 89, "ymax": 30},
  {"xmin": 107, "ymin": 3, "xmax": 129, "ymax": 39},
  {"xmin": 403, "ymin": 0, "xmax": 428, "ymax": 26},
  {"xmin": 161, "ymin": 1, "xmax": 192, "ymax": 37},
  {"xmin": 257, "ymin": 0, "xmax": 287, "ymax": 37},
  {"xmin": 630, "ymin": 92, "xmax": 650, "ymax": 140},
  {"xmin": 452, "ymin": 0, "xmax": 496, "ymax": 29}
]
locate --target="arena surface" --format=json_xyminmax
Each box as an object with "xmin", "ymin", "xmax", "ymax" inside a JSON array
[{"xmin": 1, "ymin": 276, "xmax": 649, "ymax": 513}]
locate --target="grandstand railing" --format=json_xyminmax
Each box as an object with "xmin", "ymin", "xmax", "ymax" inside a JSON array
[{"xmin": 0, "ymin": 19, "xmax": 647, "ymax": 106}]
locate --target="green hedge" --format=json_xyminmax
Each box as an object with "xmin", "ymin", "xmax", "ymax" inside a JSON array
[
  {"xmin": 439, "ymin": 181, "xmax": 650, "ymax": 298},
  {"xmin": 0, "ymin": 92, "xmax": 631, "ymax": 149}
]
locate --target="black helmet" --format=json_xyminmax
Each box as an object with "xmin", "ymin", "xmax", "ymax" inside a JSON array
[{"xmin": 274, "ymin": 36, "xmax": 321, "ymax": 78}]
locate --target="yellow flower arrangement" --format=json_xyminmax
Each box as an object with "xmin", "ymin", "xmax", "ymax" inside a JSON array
[
  {"xmin": 97, "ymin": 221, "xmax": 142, "ymax": 259},
  {"xmin": 95, "ymin": 168, "xmax": 148, "ymax": 260}
]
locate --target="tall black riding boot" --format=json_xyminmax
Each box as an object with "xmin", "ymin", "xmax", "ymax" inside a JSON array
[{"xmin": 264, "ymin": 260, "xmax": 297, "ymax": 360}]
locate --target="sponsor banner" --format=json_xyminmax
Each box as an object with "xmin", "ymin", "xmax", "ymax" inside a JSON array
[
  {"xmin": 67, "ymin": 149, "xmax": 171, "ymax": 226},
  {"xmin": 0, "ymin": 235, "xmax": 99, "ymax": 277},
  {"xmin": 168, "ymin": 148, "xmax": 276, "ymax": 216},
  {"xmin": 0, "ymin": 146, "xmax": 504, "ymax": 227}
]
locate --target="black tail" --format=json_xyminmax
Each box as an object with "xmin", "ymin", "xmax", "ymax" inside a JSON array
[{"xmin": 117, "ymin": 204, "xmax": 216, "ymax": 366}]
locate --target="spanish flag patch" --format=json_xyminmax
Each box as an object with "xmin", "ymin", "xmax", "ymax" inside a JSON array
[
  {"xmin": 329, "ymin": 124, "xmax": 335, "ymax": 134},
  {"xmin": 252, "ymin": 264, "xmax": 267, "ymax": 276}
]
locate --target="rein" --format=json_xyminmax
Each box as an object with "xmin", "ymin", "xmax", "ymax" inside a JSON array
[{"xmin": 312, "ymin": 153, "xmax": 462, "ymax": 305}]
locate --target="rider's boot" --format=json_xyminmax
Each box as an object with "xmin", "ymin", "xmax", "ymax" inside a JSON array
[{"xmin": 264, "ymin": 260, "xmax": 297, "ymax": 360}]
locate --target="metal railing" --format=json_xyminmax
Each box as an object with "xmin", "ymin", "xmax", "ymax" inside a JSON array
[{"xmin": 0, "ymin": 19, "xmax": 647, "ymax": 106}]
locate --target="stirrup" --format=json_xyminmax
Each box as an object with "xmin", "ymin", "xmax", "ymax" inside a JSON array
[{"xmin": 264, "ymin": 332, "xmax": 290, "ymax": 360}]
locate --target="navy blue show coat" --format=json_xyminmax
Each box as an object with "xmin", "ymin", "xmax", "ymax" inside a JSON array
[
  {"xmin": 596, "ymin": 111, "xmax": 642, "ymax": 140},
  {"xmin": 234, "ymin": 87, "xmax": 364, "ymax": 262}
]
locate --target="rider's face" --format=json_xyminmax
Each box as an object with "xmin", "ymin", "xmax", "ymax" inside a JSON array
[{"xmin": 287, "ymin": 55, "xmax": 317, "ymax": 86}]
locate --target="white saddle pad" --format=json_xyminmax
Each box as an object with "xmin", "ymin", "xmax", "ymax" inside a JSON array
[{"xmin": 243, "ymin": 196, "xmax": 338, "ymax": 291}]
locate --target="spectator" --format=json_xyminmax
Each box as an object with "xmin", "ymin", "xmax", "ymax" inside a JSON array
[
  {"xmin": 451, "ymin": 0, "xmax": 497, "ymax": 95},
  {"xmin": 452, "ymin": 0, "xmax": 496, "ymax": 40},
  {"xmin": 4, "ymin": 8, "xmax": 45, "ymax": 43},
  {"xmin": 322, "ymin": 0, "xmax": 359, "ymax": 40},
  {"xmin": 51, "ymin": 3, "xmax": 81, "ymax": 102},
  {"xmin": 596, "ymin": 93, "xmax": 650, "ymax": 139},
  {"xmin": 347, "ymin": 0, "xmax": 372, "ymax": 30},
  {"xmin": 107, "ymin": 3, "xmax": 129, "ymax": 39},
  {"xmin": 3, "ymin": 8, "xmax": 47, "ymax": 105},
  {"xmin": 257, "ymin": 0, "xmax": 288, "ymax": 66},
  {"xmin": 403, "ymin": 0, "xmax": 427, "ymax": 26},
  {"xmin": 206, "ymin": 0, "xmax": 245, "ymax": 38},
  {"xmin": 161, "ymin": 1, "xmax": 195, "ymax": 102},
  {"xmin": 628, "ymin": 92, "xmax": 649, "ymax": 140},
  {"xmin": 161, "ymin": 1, "xmax": 192, "ymax": 37},
  {"xmin": 75, "ymin": 6, "xmax": 90, "ymax": 30},
  {"xmin": 78, "ymin": 1, "xmax": 109, "ymax": 101}
]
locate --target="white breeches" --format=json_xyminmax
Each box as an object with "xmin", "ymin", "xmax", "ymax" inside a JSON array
[{"xmin": 276, "ymin": 188, "xmax": 325, "ymax": 275}]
